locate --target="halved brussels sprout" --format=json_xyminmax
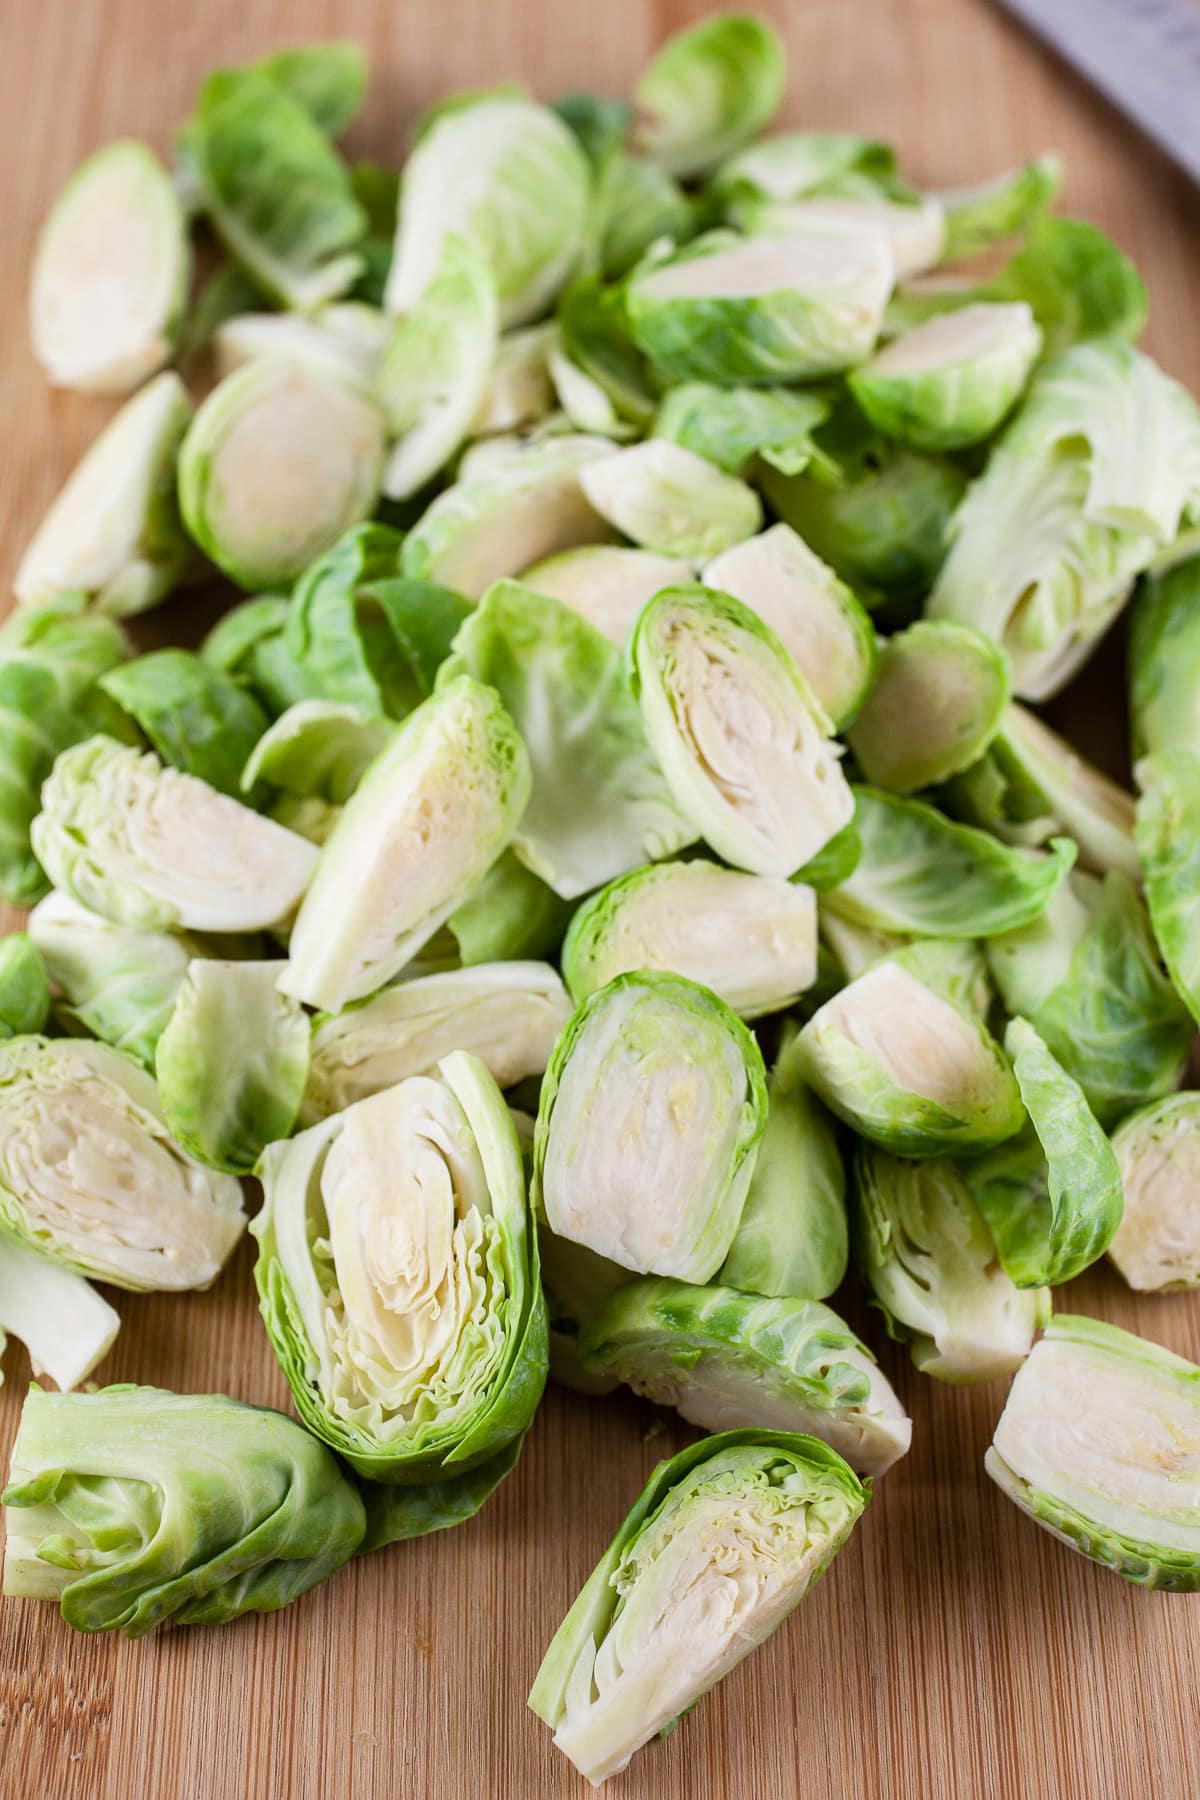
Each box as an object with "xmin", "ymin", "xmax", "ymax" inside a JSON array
[
  {"xmin": 1136, "ymin": 746, "xmax": 1200, "ymax": 1024},
  {"xmin": 852, "ymin": 1142, "xmax": 1049, "ymax": 1383},
  {"xmin": 99, "ymin": 649, "xmax": 270, "ymax": 799},
  {"xmin": 632, "ymin": 585, "xmax": 854, "ymax": 876},
  {"xmin": 578, "ymin": 441, "xmax": 761, "ymax": 560},
  {"xmin": 1109, "ymin": 1094, "xmax": 1200, "ymax": 1291},
  {"xmin": 1129, "ymin": 554, "xmax": 1200, "ymax": 759},
  {"xmin": 519, "ymin": 546, "xmax": 694, "ymax": 647},
  {"xmin": 213, "ymin": 303, "xmax": 390, "ymax": 385},
  {"xmin": 280, "ymin": 677, "xmax": 530, "ymax": 1011},
  {"xmin": 0, "ymin": 1237, "xmax": 119, "ymax": 1393},
  {"xmin": 704, "ymin": 524, "xmax": 877, "ymax": 728},
  {"xmin": 846, "ymin": 621, "xmax": 1010, "ymax": 794},
  {"xmin": 32, "ymin": 736, "xmax": 318, "ymax": 934},
  {"xmin": 562, "ymin": 859, "xmax": 816, "ymax": 1020},
  {"xmin": 30, "ymin": 141, "xmax": 189, "ymax": 394},
  {"xmin": 630, "ymin": 13, "xmax": 785, "ymax": 178},
  {"xmin": 0, "ymin": 936, "xmax": 50, "ymax": 1040},
  {"xmin": 529, "ymin": 1430, "xmax": 867, "ymax": 1786},
  {"xmin": 241, "ymin": 702, "xmax": 397, "ymax": 806},
  {"xmin": 471, "ymin": 325, "xmax": 557, "ymax": 435},
  {"xmin": 743, "ymin": 195, "xmax": 945, "ymax": 281},
  {"xmin": 15, "ymin": 373, "xmax": 194, "ymax": 617},
  {"xmin": 0, "ymin": 1036, "xmax": 245, "ymax": 1291},
  {"xmin": 627, "ymin": 228, "xmax": 893, "ymax": 385},
  {"xmin": 534, "ymin": 972, "xmax": 767, "ymax": 1284},
  {"xmin": 254, "ymin": 1051, "xmax": 547, "ymax": 1480},
  {"xmin": 654, "ymin": 381, "xmax": 832, "ymax": 478},
  {"xmin": 302, "ymin": 961, "xmax": 571, "ymax": 1123},
  {"xmin": 797, "ymin": 958, "xmax": 1023, "ymax": 1156},
  {"xmin": 986, "ymin": 1315, "xmax": 1200, "ymax": 1589},
  {"xmin": 2, "ymin": 1384, "xmax": 366, "ymax": 1631},
  {"xmin": 849, "ymin": 303, "xmax": 1042, "ymax": 449},
  {"xmin": 580, "ymin": 1280, "xmax": 910, "ymax": 1475},
  {"xmin": 935, "ymin": 154, "xmax": 1062, "ymax": 260},
  {"xmin": 178, "ymin": 357, "xmax": 385, "ymax": 591}
]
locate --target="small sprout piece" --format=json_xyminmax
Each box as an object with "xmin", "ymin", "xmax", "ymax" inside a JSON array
[
  {"xmin": 705, "ymin": 524, "xmax": 877, "ymax": 727},
  {"xmin": 797, "ymin": 959, "xmax": 1023, "ymax": 1156},
  {"xmin": 631, "ymin": 13, "xmax": 785, "ymax": 177},
  {"xmin": 99, "ymin": 650, "xmax": 270, "ymax": 798},
  {"xmin": 1136, "ymin": 746, "xmax": 1200, "ymax": 1024},
  {"xmin": 213, "ymin": 304, "xmax": 390, "ymax": 385},
  {"xmin": 627, "ymin": 229, "xmax": 893, "ymax": 385},
  {"xmin": 302, "ymin": 962, "xmax": 571, "ymax": 1124},
  {"xmin": 529, "ymin": 1431, "xmax": 867, "ymax": 1786},
  {"xmin": 280, "ymin": 678, "xmax": 530, "ymax": 1011},
  {"xmin": 0, "ymin": 1238, "xmax": 119, "ymax": 1392},
  {"xmin": 849, "ymin": 303, "xmax": 1042, "ymax": 450},
  {"xmin": 472, "ymin": 325, "xmax": 556, "ymax": 435},
  {"xmin": 935, "ymin": 154, "xmax": 1062, "ymax": 260},
  {"xmin": 847, "ymin": 621, "xmax": 1010, "ymax": 794},
  {"xmin": 519, "ymin": 546, "xmax": 693, "ymax": 646},
  {"xmin": 590, "ymin": 152, "xmax": 698, "ymax": 281},
  {"xmin": 746, "ymin": 195, "xmax": 945, "ymax": 281},
  {"xmin": 253, "ymin": 1053, "xmax": 547, "ymax": 1480},
  {"xmin": 1110, "ymin": 1095, "xmax": 1200, "ymax": 1292},
  {"xmin": 986, "ymin": 1315, "xmax": 1200, "ymax": 1590},
  {"xmin": 852, "ymin": 1144, "xmax": 1049, "ymax": 1383},
  {"xmin": 15, "ymin": 374, "xmax": 194, "ymax": 616},
  {"xmin": 0, "ymin": 1037, "xmax": 245, "ymax": 1291},
  {"xmin": 178, "ymin": 358, "xmax": 384, "ymax": 591},
  {"xmin": 0, "ymin": 936, "xmax": 51, "ymax": 1040},
  {"xmin": 579, "ymin": 441, "xmax": 761, "ymax": 560},
  {"xmin": 654, "ymin": 381, "xmax": 831, "ymax": 477},
  {"xmin": 632, "ymin": 585, "xmax": 854, "ymax": 876},
  {"xmin": 563, "ymin": 860, "xmax": 817, "ymax": 1019},
  {"xmin": 241, "ymin": 702, "xmax": 396, "ymax": 806},
  {"xmin": 32, "ymin": 736, "xmax": 318, "ymax": 934},
  {"xmin": 534, "ymin": 973, "xmax": 767, "ymax": 1284},
  {"xmin": 1, "ymin": 1385, "xmax": 365, "ymax": 1631},
  {"xmin": 1129, "ymin": 554, "xmax": 1200, "ymax": 759}
]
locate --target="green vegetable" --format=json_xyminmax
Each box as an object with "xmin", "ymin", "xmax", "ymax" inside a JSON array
[
  {"xmin": 1109, "ymin": 1093, "xmax": 1200, "ymax": 1292},
  {"xmin": 359, "ymin": 1438, "xmax": 523, "ymax": 1551},
  {"xmin": 99, "ymin": 650, "xmax": 270, "ymax": 798},
  {"xmin": 0, "ymin": 936, "xmax": 51, "ymax": 1040},
  {"xmin": 709, "ymin": 130, "xmax": 899, "ymax": 212},
  {"xmin": 849, "ymin": 303, "xmax": 1042, "ymax": 450},
  {"xmin": 591, "ymin": 153, "xmax": 698, "ymax": 280},
  {"xmin": 252, "ymin": 42, "xmax": 367, "ymax": 136},
  {"xmin": 935, "ymin": 154, "xmax": 1062, "ymax": 260},
  {"xmin": 1129, "ymin": 554, "xmax": 1200, "ymax": 759},
  {"xmin": 653, "ymin": 380, "xmax": 831, "ymax": 477},
  {"xmin": 631, "ymin": 13, "xmax": 785, "ymax": 178},
  {"xmin": 846, "ymin": 622, "xmax": 1010, "ymax": 794},
  {"xmin": 0, "ymin": 1238, "xmax": 119, "ymax": 1392},
  {"xmin": 472, "ymin": 325, "xmax": 556, "ymax": 435},
  {"xmin": 213, "ymin": 302, "xmax": 389, "ymax": 386},
  {"xmin": 447, "ymin": 852, "xmax": 574, "ymax": 967},
  {"xmin": 519, "ymin": 545, "xmax": 692, "ymax": 647},
  {"xmin": 241, "ymin": 702, "xmax": 396, "ymax": 805},
  {"xmin": 740, "ymin": 194, "xmax": 945, "ymax": 281},
  {"xmin": 579, "ymin": 440, "xmax": 761, "ymax": 559},
  {"xmin": 1136, "ymin": 746, "xmax": 1200, "ymax": 1023}
]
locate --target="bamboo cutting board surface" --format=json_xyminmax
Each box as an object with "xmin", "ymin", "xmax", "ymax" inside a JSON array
[{"xmin": 2, "ymin": 2, "xmax": 1199, "ymax": 1795}]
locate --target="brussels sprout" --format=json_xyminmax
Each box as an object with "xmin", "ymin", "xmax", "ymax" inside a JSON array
[
  {"xmin": 386, "ymin": 96, "xmax": 589, "ymax": 327},
  {"xmin": 797, "ymin": 958, "xmax": 1023, "ymax": 1156},
  {"xmin": 1108, "ymin": 1094, "xmax": 1200, "ymax": 1292},
  {"xmin": 156, "ymin": 960, "xmax": 309, "ymax": 1174},
  {"xmin": 1129, "ymin": 554, "xmax": 1200, "ymax": 759},
  {"xmin": 849, "ymin": 303, "xmax": 1041, "ymax": 450},
  {"xmin": 986, "ymin": 1315, "xmax": 1200, "ymax": 1590},
  {"xmin": 534, "ymin": 972, "xmax": 767, "ymax": 1283},
  {"xmin": 709, "ymin": 130, "xmax": 900, "ymax": 211},
  {"xmin": 743, "ymin": 195, "xmax": 945, "ymax": 281},
  {"xmin": 471, "ymin": 325, "xmax": 557, "ymax": 435},
  {"xmin": 654, "ymin": 382, "xmax": 832, "ymax": 478},
  {"xmin": 15, "ymin": 374, "xmax": 194, "ymax": 617},
  {"xmin": 1135, "ymin": 746, "xmax": 1200, "ymax": 1024},
  {"xmin": 704, "ymin": 524, "xmax": 877, "ymax": 728},
  {"xmin": 552, "ymin": 91, "xmax": 632, "ymax": 166},
  {"xmin": 359, "ymin": 1436, "xmax": 524, "ymax": 1551},
  {"xmin": 846, "ymin": 621, "xmax": 1010, "ymax": 794},
  {"xmin": 627, "ymin": 229, "xmax": 893, "ymax": 386},
  {"xmin": 30, "ymin": 141, "xmax": 189, "ymax": 394},
  {"xmin": 928, "ymin": 341, "xmax": 1200, "ymax": 701},
  {"xmin": 254, "ymin": 1052, "xmax": 547, "ymax": 1480},
  {"xmin": 98, "ymin": 650, "xmax": 270, "ymax": 799},
  {"xmin": 268, "ymin": 793, "xmax": 343, "ymax": 847},
  {"xmin": 578, "ymin": 441, "xmax": 761, "ymax": 560},
  {"xmin": 632, "ymin": 585, "xmax": 854, "ymax": 876},
  {"xmin": 631, "ymin": 13, "xmax": 784, "ymax": 178},
  {"xmin": 563, "ymin": 860, "xmax": 816, "ymax": 1020},
  {"xmin": 519, "ymin": 546, "xmax": 693, "ymax": 647},
  {"xmin": 529, "ymin": 1430, "xmax": 867, "ymax": 1786},
  {"xmin": 590, "ymin": 153, "xmax": 698, "ymax": 280},
  {"xmin": 443, "ymin": 581, "xmax": 694, "ymax": 898},
  {"xmin": 826, "ymin": 788, "xmax": 1074, "ymax": 939},
  {"xmin": 178, "ymin": 357, "xmax": 385, "ymax": 591},
  {"xmin": 213, "ymin": 303, "xmax": 390, "ymax": 385},
  {"xmin": 241, "ymin": 701, "xmax": 397, "ymax": 807},
  {"xmin": 935, "ymin": 154, "xmax": 1062, "ymax": 260},
  {"xmin": 302, "ymin": 961, "xmax": 571, "ymax": 1124},
  {"xmin": 2, "ymin": 1384, "xmax": 365, "ymax": 1631},
  {"xmin": 720, "ymin": 1023, "xmax": 848, "ymax": 1301},
  {"xmin": 545, "ymin": 334, "xmax": 637, "ymax": 442},
  {"xmin": 852, "ymin": 1143, "xmax": 1049, "ymax": 1383},
  {"xmin": 0, "ymin": 936, "xmax": 50, "ymax": 1040},
  {"xmin": 0, "ymin": 1036, "xmax": 245, "ymax": 1291},
  {"xmin": 0, "ymin": 1238, "xmax": 119, "ymax": 1393},
  {"xmin": 889, "ymin": 937, "xmax": 994, "ymax": 1016},
  {"xmin": 32, "ymin": 736, "xmax": 318, "ymax": 934}
]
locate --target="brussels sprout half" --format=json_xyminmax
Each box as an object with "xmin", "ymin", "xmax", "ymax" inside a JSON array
[
  {"xmin": 579, "ymin": 441, "xmax": 762, "ymax": 560},
  {"xmin": 849, "ymin": 303, "xmax": 1042, "ymax": 450},
  {"xmin": 0, "ymin": 1236, "xmax": 119, "ymax": 1393},
  {"xmin": 1136, "ymin": 746, "xmax": 1200, "ymax": 1025},
  {"xmin": 846, "ymin": 621, "xmax": 1010, "ymax": 795},
  {"xmin": 1109, "ymin": 1094, "xmax": 1200, "ymax": 1292},
  {"xmin": 1129, "ymin": 554, "xmax": 1200, "ymax": 760},
  {"xmin": 519, "ymin": 546, "xmax": 694, "ymax": 647}
]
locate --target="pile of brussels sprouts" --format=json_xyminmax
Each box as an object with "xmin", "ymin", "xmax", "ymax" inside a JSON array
[{"xmin": 2, "ymin": 10, "xmax": 1200, "ymax": 1785}]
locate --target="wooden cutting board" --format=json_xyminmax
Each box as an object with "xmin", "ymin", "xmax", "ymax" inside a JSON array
[{"xmin": 2, "ymin": 2, "xmax": 1198, "ymax": 1796}]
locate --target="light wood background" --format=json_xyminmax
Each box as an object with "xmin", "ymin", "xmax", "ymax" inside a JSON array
[{"xmin": 2, "ymin": 2, "xmax": 1199, "ymax": 1796}]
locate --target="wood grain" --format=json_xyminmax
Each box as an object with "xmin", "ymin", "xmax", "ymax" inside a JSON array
[{"xmin": 1, "ymin": 2, "xmax": 1198, "ymax": 1796}]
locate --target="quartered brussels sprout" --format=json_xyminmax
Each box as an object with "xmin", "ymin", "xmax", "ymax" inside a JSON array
[
  {"xmin": 534, "ymin": 972, "xmax": 767, "ymax": 1284},
  {"xmin": 0, "ymin": 1036, "xmax": 245, "ymax": 1291},
  {"xmin": 32, "ymin": 736, "xmax": 318, "ymax": 934},
  {"xmin": 213, "ymin": 303, "xmax": 390, "ymax": 386},
  {"xmin": 241, "ymin": 702, "xmax": 397, "ymax": 806},
  {"xmin": 472, "ymin": 325, "xmax": 557, "ymax": 435},
  {"xmin": 30, "ymin": 141, "xmax": 189, "ymax": 394},
  {"xmin": 935, "ymin": 153, "xmax": 1062, "ymax": 260},
  {"xmin": 99, "ymin": 649, "xmax": 270, "ymax": 799},
  {"xmin": 579, "ymin": 441, "xmax": 761, "ymax": 560},
  {"xmin": 852, "ymin": 1143, "xmax": 1049, "ymax": 1383},
  {"xmin": 704, "ymin": 524, "xmax": 877, "ymax": 728},
  {"xmin": 529, "ymin": 1430, "xmax": 867, "ymax": 1786},
  {"xmin": 632, "ymin": 585, "xmax": 855, "ymax": 876},
  {"xmin": 654, "ymin": 381, "xmax": 831, "ymax": 478},
  {"xmin": 280, "ymin": 678, "xmax": 530, "ymax": 1010},
  {"xmin": 986, "ymin": 1315, "xmax": 1200, "ymax": 1590},
  {"xmin": 626, "ymin": 228, "xmax": 893, "ymax": 385},
  {"xmin": 386, "ymin": 95, "xmax": 590, "ymax": 328},
  {"xmin": 1129, "ymin": 554, "xmax": 1200, "ymax": 759},
  {"xmin": 0, "ymin": 936, "xmax": 50, "ymax": 1040},
  {"xmin": 743, "ymin": 195, "xmax": 945, "ymax": 281},
  {"xmin": 0, "ymin": 1237, "xmax": 119, "ymax": 1393},
  {"xmin": 302, "ymin": 961, "xmax": 571, "ymax": 1123},
  {"xmin": 2, "ymin": 1384, "xmax": 365, "ymax": 1632},
  {"xmin": 1109, "ymin": 1094, "xmax": 1200, "ymax": 1292},
  {"xmin": 15, "ymin": 373, "xmax": 194, "ymax": 616},
  {"xmin": 1136, "ymin": 746, "xmax": 1200, "ymax": 1024},
  {"xmin": 797, "ymin": 958, "xmax": 1023, "ymax": 1156},
  {"xmin": 580, "ymin": 1281, "xmax": 910, "ymax": 1476},
  {"xmin": 846, "ymin": 621, "xmax": 1010, "ymax": 794},
  {"xmin": 178, "ymin": 357, "xmax": 385, "ymax": 591},
  {"xmin": 563, "ymin": 860, "xmax": 817, "ymax": 1020},
  {"xmin": 630, "ymin": 12, "xmax": 785, "ymax": 178},
  {"xmin": 519, "ymin": 546, "xmax": 693, "ymax": 647},
  {"xmin": 849, "ymin": 303, "xmax": 1042, "ymax": 449},
  {"xmin": 254, "ymin": 1052, "xmax": 547, "ymax": 1480}
]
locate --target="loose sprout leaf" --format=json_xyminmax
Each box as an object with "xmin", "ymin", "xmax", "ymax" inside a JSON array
[
  {"xmin": 793, "ymin": 818, "xmax": 863, "ymax": 892},
  {"xmin": 654, "ymin": 381, "xmax": 831, "ymax": 476},
  {"xmin": 359, "ymin": 1436, "xmax": 525, "ymax": 1552},
  {"xmin": 254, "ymin": 42, "xmax": 368, "ymax": 137},
  {"xmin": 591, "ymin": 154, "xmax": 699, "ymax": 281},
  {"xmin": 99, "ymin": 650, "xmax": 270, "ymax": 799},
  {"xmin": 1109, "ymin": 1094, "xmax": 1200, "ymax": 1292},
  {"xmin": 934, "ymin": 154, "xmax": 1062, "ymax": 260},
  {"xmin": 631, "ymin": 13, "xmax": 786, "ymax": 179},
  {"xmin": 552, "ymin": 92, "xmax": 633, "ymax": 166},
  {"xmin": 741, "ymin": 194, "xmax": 945, "ymax": 282},
  {"xmin": 447, "ymin": 852, "xmax": 575, "ymax": 968},
  {"xmin": 0, "ymin": 1238, "xmax": 119, "ymax": 1392},
  {"xmin": 241, "ymin": 701, "xmax": 396, "ymax": 805},
  {"xmin": 848, "ymin": 302, "xmax": 1042, "ymax": 451},
  {"xmin": 281, "ymin": 522, "xmax": 406, "ymax": 715},
  {"xmin": 1129, "ymin": 553, "xmax": 1200, "ymax": 760},
  {"xmin": 709, "ymin": 130, "xmax": 903, "ymax": 215},
  {"xmin": 200, "ymin": 595, "xmax": 291, "ymax": 682},
  {"xmin": 557, "ymin": 278, "xmax": 658, "ymax": 426},
  {"xmin": 846, "ymin": 621, "xmax": 1010, "ymax": 795},
  {"xmin": 518, "ymin": 545, "xmax": 693, "ymax": 648},
  {"xmin": 579, "ymin": 441, "xmax": 761, "ymax": 560},
  {"xmin": 1136, "ymin": 746, "xmax": 1200, "ymax": 1023},
  {"xmin": 0, "ymin": 936, "xmax": 51, "ymax": 1040}
]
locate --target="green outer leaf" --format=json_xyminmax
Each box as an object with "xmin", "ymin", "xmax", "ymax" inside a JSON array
[
  {"xmin": 593, "ymin": 154, "xmax": 698, "ymax": 281},
  {"xmin": 846, "ymin": 622, "xmax": 1011, "ymax": 795},
  {"xmin": 282, "ymin": 523, "xmax": 405, "ymax": 713},
  {"xmin": 99, "ymin": 651, "xmax": 270, "ymax": 799},
  {"xmin": 447, "ymin": 850, "xmax": 574, "ymax": 966},
  {"xmin": 1129, "ymin": 554, "xmax": 1200, "ymax": 760},
  {"xmin": 848, "ymin": 304, "xmax": 1042, "ymax": 453},
  {"xmin": 255, "ymin": 43, "xmax": 367, "ymax": 137},
  {"xmin": 937, "ymin": 154, "xmax": 1062, "ymax": 261},
  {"xmin": 28, "ymin": 892, "xmax": 194, "ymax": 1069},
  {"xmin": 241, "ymin": 701, "xmax": 396, "ymax": 805},
  {"xmin": 0, "ymin": 936, "xmax": 51, "ymax": 1039},
  {"xmin": 358, "ymin": 1435, "xmax": 523, "ymax": 1552},
  {"xmin": 557, "ymin": 278, "xmax": 658, "ymax": 425},
  {"xmin": 200, "ymin": 597, "xmax": 290, "ymax": 680},
  {"xmin": 1136, "ymin": 746, "xmax": 1200, "ymax": 1024},
  {"xmin": 793, "ymin": 820, "xmax": 861, "ymax": 892},
  {"xmin": 552, "ymin": 92, "xmax": 632, "ymax": 166},
  {"xmin": 631, "ymin": 14, "xmax": 787, "ymax": 179},
  {"xmin": 653, "ymin": 382, "xmax": 831, "ymax": 477},
  {"xmin": 363, "ymin": 578, "xmax": 473, "ymax": 704}
]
